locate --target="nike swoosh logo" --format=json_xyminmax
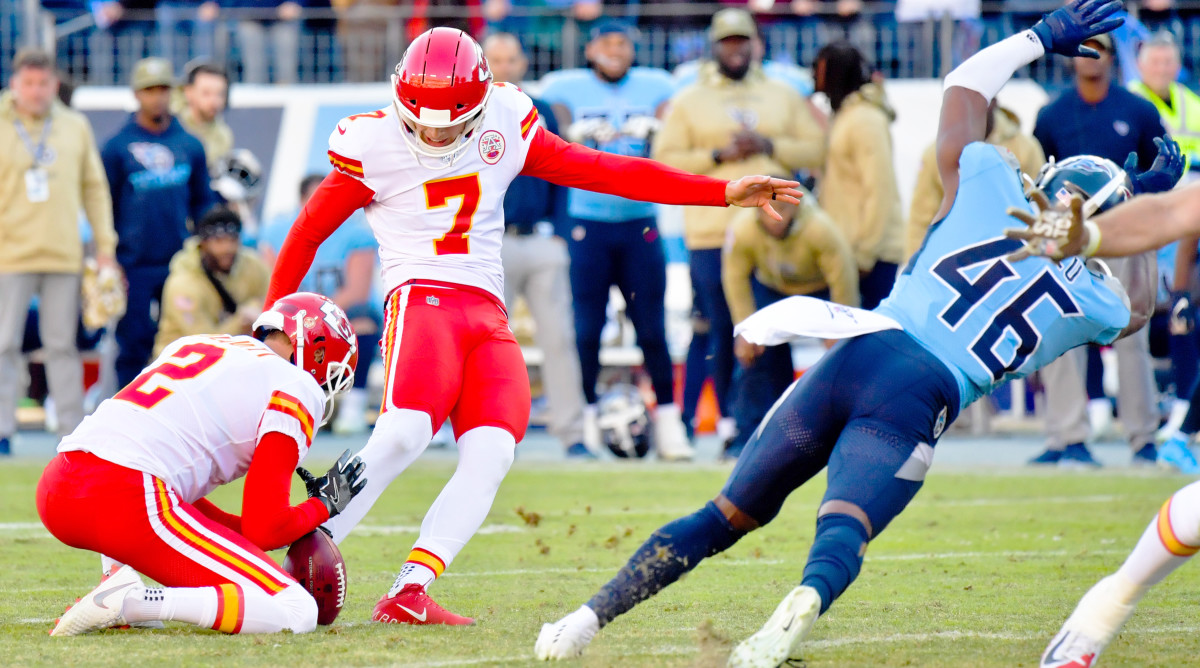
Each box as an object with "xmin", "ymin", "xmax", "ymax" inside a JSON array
[
  {"xmin": 782, "ymin": 615, "xmax": 796, "ymax": 632},
  {"xmin": 337, "ymin": 125, "xmax": 347, "ymax": 135},
  {"xmin": 397, "ymin": 604, "xmax": 427, "ymax": 622},
  {"xmin": 92, "ymin": 583, "xmax": 130, "ymax": 610}
]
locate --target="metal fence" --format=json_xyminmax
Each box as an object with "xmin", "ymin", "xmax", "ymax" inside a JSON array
[{"xmin": 3, "ymin": 1, "xmax": 1199, "ymax": 87}]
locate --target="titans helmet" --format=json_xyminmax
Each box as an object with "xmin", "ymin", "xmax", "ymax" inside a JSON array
[
  {"xmin": 596, "ymin": 384, "xmax": 653, "ymax": 458},
  {"xmin": 1032, "ymin": 155, "xmax": 1132, "ymax": 216}
]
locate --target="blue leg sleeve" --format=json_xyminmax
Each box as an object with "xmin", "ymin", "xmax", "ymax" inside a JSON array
[
  {"xmin": 800, "ymin": 513, "xmax": 869, "ymax": 614},
  {"xmin": 586, "ymin": 501, "xmax": 745, "ymax": 626}
]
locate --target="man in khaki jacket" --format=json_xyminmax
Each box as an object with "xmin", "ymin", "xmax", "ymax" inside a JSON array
[
  {"xmin": 721, "ymin": 195, "xmax": 857, "ymax": 459},
  {"xmin": 905, "ymin": 104, "xmax": 1045, "ymax": 258},
  {"xmin": 0, "ymin": 50, "xmax": 116, "ymax": 453},
  {"xmin": 655, "ymin": 8, "xmax": 825, "ymax": 442},
  {"xmin": 177, "ymin": 60, "xmax": 233, "ymax": 174},
  {"xmin": 154, "ymin": 207, "xmax": 268, "ymax": 355},
  {"xmin": 815, "ymin": 41, "xmax": 905, "ymax": 309}
]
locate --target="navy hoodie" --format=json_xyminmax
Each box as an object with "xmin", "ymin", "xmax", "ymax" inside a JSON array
[{"xmin": 101, "ymin": 115, "xmax": 214, "ymax": 268}]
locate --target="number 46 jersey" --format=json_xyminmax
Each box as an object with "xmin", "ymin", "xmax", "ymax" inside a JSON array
[
  {"xmin": 876, "ymin": 142, "xmax": 1131, "ymax": 410},
  {"xmin": 327, "ymin": 83, "xmax": 541, "ymax": 301},
  {"xmin": 58, "ymin": 335, "xmax": 326, "ymax": 503}
]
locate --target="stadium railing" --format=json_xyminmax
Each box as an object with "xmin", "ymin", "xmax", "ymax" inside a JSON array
[{"xmin": 4, "ymin": 1, "xmax": 1196, "ymax": 87}]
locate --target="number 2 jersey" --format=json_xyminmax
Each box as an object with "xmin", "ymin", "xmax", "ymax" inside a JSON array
[
  {"xmin": 875, "ymin": 142, "xmax": 1131, "ymax": 410},
  {"xmin": 58, "ymin": 334, "xmax": 326, "ymax": 503}
]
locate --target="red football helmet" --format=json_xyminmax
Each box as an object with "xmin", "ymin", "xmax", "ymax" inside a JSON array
[
  {"xmin": 253, "ymin": 292, "xmax": 358, "ymax": 424},
  {"xmin": 391, "ymin": 27, "xmax": 493, "ymax": 168}
]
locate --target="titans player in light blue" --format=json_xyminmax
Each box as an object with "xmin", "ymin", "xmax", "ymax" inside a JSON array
[
  {"xmin": 539, "ymin": 21, "xmax": 695, "ymax": 458},
  {"xmin": 533, "ymin": 1, "xmax": 1184, "ymax": 665}
]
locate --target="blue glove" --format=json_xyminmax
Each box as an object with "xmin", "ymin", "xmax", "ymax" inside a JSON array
[
  {"xmin": 1030, "ymin": 0, "xmax": 1125, "ymax": 58},
  {"xmin": 1124, "ymin": 136, "xmax": 1186, "ymax": 195}
]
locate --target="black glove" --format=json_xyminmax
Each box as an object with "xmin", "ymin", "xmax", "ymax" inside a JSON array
[
  {"xmin": 1030, "ymin": 0, "xmax": 1124, "ymax": 59},
  {"xmin": 296, "ymin": 449, "xmax": 367, "ymax": 518},
  {"xmin": 1124, "ymin": 136, "xmax": 1186, "ymax": 195}
]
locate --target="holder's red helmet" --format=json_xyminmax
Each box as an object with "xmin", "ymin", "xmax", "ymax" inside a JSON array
[
  {"xmin": 392, "ymin": 27, "xmax": 493, "ymax": 168},
  {"xmin": 253, "ymin": 292, "xmax": 358, "ymax": 423}
]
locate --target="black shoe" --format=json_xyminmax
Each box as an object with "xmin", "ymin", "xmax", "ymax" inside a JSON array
[{"xmin": 1059, "ymin": 442, "xmax": 1101, "ymax": 468}]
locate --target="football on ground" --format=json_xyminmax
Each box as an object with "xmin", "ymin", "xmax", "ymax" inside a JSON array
[
  {"xmin": 283, "ymin": 529, "xmax": 347, "ymax": 625},
  {"xmin": 5, "ymin": 444, "xmax": 1200, "ymax": 666}
]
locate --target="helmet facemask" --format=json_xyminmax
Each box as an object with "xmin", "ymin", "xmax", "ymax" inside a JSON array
[{"xmin": 391, "ymin": 71, "xmax": 493, "ymax": 171}]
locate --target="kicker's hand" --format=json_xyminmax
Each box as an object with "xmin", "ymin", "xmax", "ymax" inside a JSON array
[
  {"xmin": 726, "ymin": 175, "xmax": 803, "ymax": 221},
  {"xmin": 296, "ymin": 449, "xmax": 367, "ymax": 518},
  {"xmin": 1030, "ymin": 0, "xmax": 1124, "ymax": 59},
  {"xmin": 1003, "ymin": 187, "xmax": 1094, "ymax": 261},
  {"xmin": 1125, "ymin": 136, "xmax": 1185, "ymax": 195}
]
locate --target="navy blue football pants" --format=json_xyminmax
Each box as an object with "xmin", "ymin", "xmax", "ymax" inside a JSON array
[
  {"xmin": 115, "ymin": 265, "xmax": 170, "ymax": 388},
  {"xmin": 686, "ymin": 248, "xmax": 734, "ymax": 416},
  {"xmin": 567, "ymin": 217, "xmax": 674, "ymax": 406},
  {"xmin": 723, "ymin": 329, "xmax": 960, "ymax": 534}
]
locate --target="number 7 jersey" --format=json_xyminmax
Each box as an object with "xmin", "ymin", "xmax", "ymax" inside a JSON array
[
  {"xmin": 58, "ymin": 334, "xmax": 326, "ymax": 503},
  {"xmin": 876, "ymin": 142, "xmax": 1131, "ymax": 410},
  {"xmin": 327, "ymin": 83, "xmax": 541, "ymax": 300}
]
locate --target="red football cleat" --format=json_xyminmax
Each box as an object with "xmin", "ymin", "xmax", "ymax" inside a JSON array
[{"xmin": 371, "ymin": 583, "xmax": 475, "ymax": 626}]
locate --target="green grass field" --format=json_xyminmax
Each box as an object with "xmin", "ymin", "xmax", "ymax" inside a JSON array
[{"xmin": 4, "ymin": 457, "xmax": 1200, "ymax": 667}]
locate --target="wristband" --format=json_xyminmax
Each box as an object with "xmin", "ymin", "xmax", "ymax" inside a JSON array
[{"xmin": 1082, "ymin": 220, "xmax": 1102, "ymax": 257}]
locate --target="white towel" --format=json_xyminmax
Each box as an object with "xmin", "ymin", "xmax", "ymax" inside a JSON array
[{"xmin": 733, "ymin": 296, "xmax": 903, "ymax": 346}]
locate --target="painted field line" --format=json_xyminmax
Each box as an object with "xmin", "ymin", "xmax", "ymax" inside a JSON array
[{"xmin": 436, "ymin": 547, "xmax": 1129, "ymax": 579}]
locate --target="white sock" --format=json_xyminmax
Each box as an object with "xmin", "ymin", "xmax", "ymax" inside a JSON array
[
  {"xmin": 100, "ymin": 555, "xmax": 123, "ymax": 578},
  {"xmin": 716, "ymin": 416, "xmax": 738, "ymax": 441},
  {"xmin": 391, "ymin": 562, "xmax": 437, "ymax": 595},
  {"xmin": 1116, "ymin": 481, "xmax": 1200, "ymax": 587},
  {"xmin": 323, "ymin": 409, "xmax": 433, "ymax": 543},
  {"xmin": 123, "ymin": 583, "xmax": 316, "ymax": 634},
  {"xmin": 390, "ymin": 426, "xmax": 515, "ymax": 595}
]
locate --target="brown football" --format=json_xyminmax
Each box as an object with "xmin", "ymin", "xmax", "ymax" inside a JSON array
[{"xmin": 283, "ymin": 529, "xmax": 347, "ymax": 625}]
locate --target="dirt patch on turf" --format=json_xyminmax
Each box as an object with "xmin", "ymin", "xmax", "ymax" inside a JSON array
[{"xmin": 690, "ymin": 619, "xmax": 731, "ymax": 668}]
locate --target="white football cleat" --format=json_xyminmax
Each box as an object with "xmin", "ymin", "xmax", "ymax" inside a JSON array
[
  {"xmin": 51, "ymin": 564, "xmax": 143, "ymax": 636},
  {"xmin": 728, "ymin": 585, "xmax": 821, "ymax": 668},
  {"xmin": 1041, "ymin": 629, "xmax": 1103, "ymax": 668},
  {"xmin": 534, "ymin": 605, "xmax": 600, "ymax": 660}
]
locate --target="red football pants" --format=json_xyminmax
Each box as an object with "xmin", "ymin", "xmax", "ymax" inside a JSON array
[
  {"xmin": 37, "ymin": 451, "xmax": 296, "ymax": 595},
  {"xmin": 380, "ymin": 280, "xmax": 531, "ymax": 441}
]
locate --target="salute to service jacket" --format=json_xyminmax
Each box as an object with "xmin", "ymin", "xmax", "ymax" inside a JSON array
[
  {"xmin": 818, "ymin": 82, "xmax": 905, "ymax": 272},
  {"xmin": 654, "ymin": 62, "xmax": 826, "ymax": 251},
  {"xmin": 154, "ymin": 238, "xmax": 269, "ymax": 355},
  {"xmin": 722, "ymin": 201, "xmax": 860, "ymax": 324},
  {"xmin": 906, "ymin": 106, "xmax": 1046, "ymax": 257},
  {"xmin": 0, "ymin": 91, "xmax": 115, "ymax": 274}
]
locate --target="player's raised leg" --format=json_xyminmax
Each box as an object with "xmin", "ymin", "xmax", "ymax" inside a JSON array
[
  {"xmin": 536, "ymin": 353, "xmax": 845, "ymax": 660},
  {"xmin": 38, "ymin": 452, "xmax": 318, "ymax": 636},
  {"xmin": 1042, "ymin": 480, "xmax": 1200, "ymax": 667},
  {"xmin": 373, "ymin": 305, "xmax": 529, "ymax": 625},
  {"xmin": 323, "ymin": 284, "xmax": 464, "ymax": 543}
]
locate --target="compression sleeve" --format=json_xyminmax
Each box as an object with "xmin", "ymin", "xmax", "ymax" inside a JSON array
[
  {"xmin": 264, "ymin": 170, "xmax": 376, "ymax": 306},
  {"xmin": 520, "ymin": 126, "xmax": 729, "ymax": 207},
  {"xmin": 942, "ymin": 31, "xmax": 1045, "ymax": 102},
  {"xmin": 240, "ymin": 431, "xmax": 330, "ymax": 551}
]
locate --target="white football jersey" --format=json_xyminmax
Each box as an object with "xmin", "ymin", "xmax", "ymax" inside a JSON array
[
  {"xmin": 59, "ymin": 334, "xmax": 325, "ymax": 503},
  {"xmin": 327, "ymin": 83, "xmax": 542, "ymax": 300}
]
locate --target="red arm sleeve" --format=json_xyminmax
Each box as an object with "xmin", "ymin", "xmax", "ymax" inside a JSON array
[
  {"xmin": 520, "ymin": 127, "xmax": 730, "ymax": 207},
  {"xmin": 192, "ymin": 498, "xmax": 242, "ymax": 534},
  {"xmin": 240, "ymin": 431, "xmax": 330, "ymax": 551},
  {"xmin": 264, "ymin": 170, "xmax": 376, "ymax": 306}
]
